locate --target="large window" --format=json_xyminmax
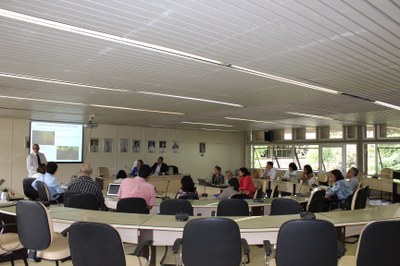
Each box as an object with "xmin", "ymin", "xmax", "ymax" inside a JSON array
[
  {"xmin": 365, "ymin": 143, "xmax": 400, "ymax": 175},
  {"xmin": 251, "ymin": 144, "xmax": 356, "ymax": 173}
]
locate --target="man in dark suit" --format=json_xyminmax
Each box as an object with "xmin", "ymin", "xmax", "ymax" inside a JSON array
[{"xmin": 150, "ymin": 156, "xmax": 168, "ymax": 175}]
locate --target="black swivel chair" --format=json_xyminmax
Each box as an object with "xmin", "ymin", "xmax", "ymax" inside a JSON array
[
  {"xmin": 22, "ymin": 178, "xmax": 39, "ymax": 200},
  {"xmin": 264, "ymin": 219, "xmax": 338, "ymax": 266},
  {"xmin": 159, "ymin": 199, "xmax": 193, "ymax": 216},
  {"xmin": 116, "ymin": 198, "xmax": 149, "ymax": 214},
  {"xmin": 340, "ymin": 220, "xmax": 400, "ymax": 266},
  {"xmin": 159, "ymin": 199, "xmax": 193, "ymax": 265},
  {"xmin": 64, "ymin": 193, "xmax": 99, "ymax": 210},
  {"xmin": 168, "ymin": 165, "xmax": 179, "ymax": 174},
  {"xmin": 230, "ymin": 193, "xmax": 248, "ymax": 199},
  {"xmin": 35, "ymin": 180, "xmax": 61, "ymax": 205},
  {"xmin": 173, "ymin": 218, "xmax": 250, "ymax": 266},
  {"xmin": 68, "ymin": 221, "xmax": 152, "ymax": 266},
  {"xmin": 16, "ymin": 200, "xmax": 70, "ymax": 265},
  {"xmin": 270, "ymin": 198, "xmax": 302, "ymax": 215},
  {"xmin": 216, "ymin": 199, "xmax": 249, "ymax": 216},
  {"xmin": 306, "ymin": 189, "xmax": 329, "ymax": 213}
]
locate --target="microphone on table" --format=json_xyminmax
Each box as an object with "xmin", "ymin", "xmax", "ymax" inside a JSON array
[{"xmin": 161, "ymin": 181, "xmax": 170, "ymax": 200}]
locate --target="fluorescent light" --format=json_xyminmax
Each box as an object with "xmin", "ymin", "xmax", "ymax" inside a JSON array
[
  {"xmin": 228, "ymin": 65, "xmax": 341, "ymax": 95},
  {"xmin": 90, "ymin": 104, "xmax": 185, "ymax": 115},
  {"xmin": 224, "ymin": 117, "xmax": 273, "ymax": 124},
  {"xmin": 0, "ymin": 95, "xmax": 85, "ymax": 106},
  {"xmin": 374, "ymin": 101, "xmax": 400, "ymax": 111},
  {"xmin": 201, "ymin": 128, "xmax": 240, "ymax": 132},
  {"xmin": 0, "ymin": 9, "xmax": 224, "ymax": 66},
  {"xmin": 0, "ymin": 72, "xmax": 128, "ymax": 92},
  {"xmin": 137, "ymin": 91, "xmax": 243, "ymax": 107},
  {"xmin": 286, "ymin": 112, "xmax": 334, "ymax": 120},
  {"xmin": 181, "ymin": 121, "xmax": 233, "ymax": 127}
]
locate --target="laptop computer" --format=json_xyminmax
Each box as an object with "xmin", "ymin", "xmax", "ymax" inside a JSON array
[
  {"xmin": 197, "ymin": 178, "xmax": 208, "ymax": 186},
  {"xmin": 106, "ymin": 183, "xmax": 121, "ymax": 197}
]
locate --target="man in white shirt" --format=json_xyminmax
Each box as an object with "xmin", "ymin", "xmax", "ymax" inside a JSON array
[
  {"xmin": 26, "ymin": 143, "xmax": 47, "ymax": 177},
  {"xmin": 262, "ymin": 161, "xmax": 278, "ymax": 180}
]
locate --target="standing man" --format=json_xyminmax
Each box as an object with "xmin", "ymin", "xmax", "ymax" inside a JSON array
[
  {"xmin": 27, "ymin": 143, "xmax": 47, "ymax": 177},
  {"xmin": 262, "ymin": 161, "xmax": 278, "ymax": 180}
]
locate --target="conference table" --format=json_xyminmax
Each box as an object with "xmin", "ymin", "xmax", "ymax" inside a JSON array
[
  {"xmin": 360, "ymin": 176, "xmax": 400, "ymax": 203},
  {"xmin": 1, "ymin": 203, "xmax": 400, "ymax": 265},
  {"xmin": 105, "ymin": 195, "xmax": 309, "ymax": 216}
]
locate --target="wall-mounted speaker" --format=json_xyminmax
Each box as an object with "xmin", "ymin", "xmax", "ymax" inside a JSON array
[{"xmin": 264, "ymin": 131, "xmax": 274, "ymax": 142}]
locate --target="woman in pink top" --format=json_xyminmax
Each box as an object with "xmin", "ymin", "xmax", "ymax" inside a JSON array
[{"xmin": 238, "ymin": 167, "xmax": 256, "ymax": 198}]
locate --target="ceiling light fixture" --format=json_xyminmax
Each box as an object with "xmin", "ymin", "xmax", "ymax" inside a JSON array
[
  {"xmin": 374, "ymin": 101, "xmax": 400, "ymax": 111},
  {"xmin": 181, "ymin": 121, "xmax": 234, "ymax": 127},
  {"xmin": 228, "ymin": 65, "xmax": 341, "ymax": 95},
  {"xmin": 90, "ymin": 104, "xmax": 185, "ymax": 115},
  {"xmin": 286, "ymin": 112, "xmax": 334, "ymax": 120},
  {"xmin": 200, "ymin": 128, "xmax": 240, "ymax": 132},
  {"xmin": 0, "ymin": 72, "xmax": 128, "ymax": 92},
  {"xmin": 0, "ymin": 9, "xmax": 224, "ymax": 66},
  {"xmin": 0, "ymin": 95, "xmax": 85, "ymax": 106},
  {"xmin": 137, "ymin": 91, "xmax": 243, "ymax": 107},
  {"xmin": 224, "ymin": 117, "xmax": 273, "ymax": 124}
]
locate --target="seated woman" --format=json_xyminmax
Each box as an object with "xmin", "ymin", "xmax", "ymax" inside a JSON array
[
  {"xmin": 114, "ymin": 170, "xmax": 127, "ymax": 184},
  {"xmin": 238, "ymin": 167, "xmax": 256, "ymax": 198},
  {"xmin": 176, "ymin": 175, "xmax": 198, "ymax": 199},
  {"xmin": 283, "ymin": 162, "xmax": 298, "ymax": 181},
  {"xmin": 301, "ymin": 164, "xmax": 316, "ymax": 186},
  {"xmin": 218, "ymin": 178, "xmax": 240, "ymax": 200},
  {"xmin": 326, "ymin": 169, "xmax": 353, "ymax": 203}
]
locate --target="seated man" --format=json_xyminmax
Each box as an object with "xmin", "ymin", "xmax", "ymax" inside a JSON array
[
  {"xmin": 150, "ymin": 156, "xmax": 168, "ymax": 175},
  {"xmin": 67, "ymin": 163, "xmax": 106, "ymax": 210},
  {"xmin": 346, "ymin": 167, "xmax": 359, "ymax": 193},
  {"xmin": 32, "ymin": 162, "xmax": 64, "ymax": 202},
  {"xmin": 117, "ymin": 164, "xmax": 156, "ymax": 209},
  {"xmin": 262, "ymin": 161, "xmax": 278, "ymax": 180},
  {"xmin": 210, "ymin": 165, "xmax": 224, "ymax": 185}
]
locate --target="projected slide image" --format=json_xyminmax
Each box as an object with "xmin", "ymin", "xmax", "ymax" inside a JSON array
[
  {"xmin": 57, "ymin": 146, "xmax": 79, "ymax": 160},
  {"xmin": 32, "ymin": 130, "xmax": 55, "ymax": 145},
  {"xmin": 30, "ymin": 121, "xmax": 83, "ymax": 163}
]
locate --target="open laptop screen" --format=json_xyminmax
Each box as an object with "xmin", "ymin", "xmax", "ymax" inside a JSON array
[{"xmin": 107, "ymin": 183, "xmax": 121, "ymax": 196}]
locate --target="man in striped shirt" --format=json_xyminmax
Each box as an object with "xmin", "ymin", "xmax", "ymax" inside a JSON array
[{"xmin": 67, "ymin": 163, "xmax": 106, "ymax": 210}]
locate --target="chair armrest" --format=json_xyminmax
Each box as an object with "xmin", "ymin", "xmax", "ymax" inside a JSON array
[
  {"xmin": 132, "ymin": 240, "xmax": 153, "ymax": 256},
  {"xmin": 241, "ymin": 238, "xmax": 250, "ymax": 264},
  {"xmin": 172, "ymin": 238, "xmax": 183, "ymax": 254},
  {"xmin": 337, "ymin": 240, "xmax": 347, "ymax": 258},
  {"xmin": 60, "ymin": 226, "xmax": 70, "ymax": 237},
  {"xmin": 263, "ymin": 240, "xmax": 272, "ymax": 256}
]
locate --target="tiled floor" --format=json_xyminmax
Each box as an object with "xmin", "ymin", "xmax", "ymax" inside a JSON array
[{"xmin": 0, "ymin": 241, "xmax": 358, "ymax": 266}]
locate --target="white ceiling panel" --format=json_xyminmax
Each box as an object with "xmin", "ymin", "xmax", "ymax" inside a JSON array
[{"xmin": 0, "ymin": 0, "xmax": 400, "ymax": 132}]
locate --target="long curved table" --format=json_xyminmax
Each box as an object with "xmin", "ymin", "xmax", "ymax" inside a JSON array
[
  {"xmin": 105, "ymin": 196, "xmax": 309, "ymax": 216},
  {"xmin": 1, "ymin": 203, "xmax": 400, "ymax": 265}
]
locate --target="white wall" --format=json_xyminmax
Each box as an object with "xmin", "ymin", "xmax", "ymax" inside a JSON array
[{"xmin": 0, "ymin": 118, "xmax": 245, "ymax": 195}]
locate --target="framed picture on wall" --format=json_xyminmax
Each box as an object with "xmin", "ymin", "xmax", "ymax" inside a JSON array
[
  {"xmin": 89, "ymin": 138, "xmax": 99, "ymax": 153},
  {"xmin": 119, "ymin": 139, "xmax": 129, "ymax": 153},
  {"xmin": 104, "ymin": 138, "xmax": 113, "ymax": 153},
  {"xmin": 159, "ymin": 141, "xmax": 166, "ymax": 153},
  {"xmin": 172, "ymin": 141, "xmax": 179, "ymax": 153},
  {"xmin": 199, "ymin": 142, "xmax": 206, "ymax": 153},
  {"xmin": 132, "ymin": 139, "xmax": 140, "ymax": 153},
  {"xmin": 148, "ymin": 140, "xmax": 156, "ymax": 153}
]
